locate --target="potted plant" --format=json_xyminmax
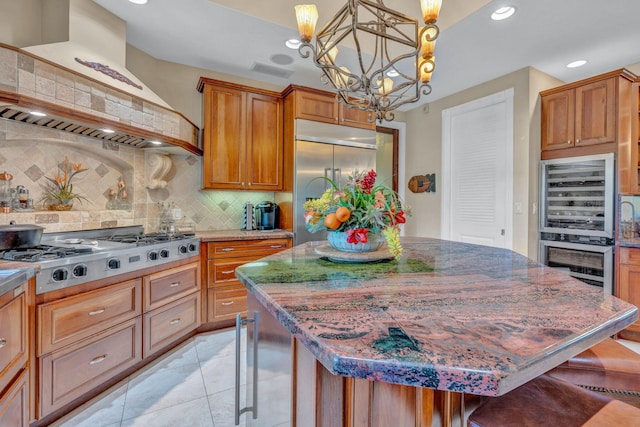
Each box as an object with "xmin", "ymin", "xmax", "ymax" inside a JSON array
[
  {"xmin": 40, "ymin": 157, "xmax": 89, "ymax": 210},
  {"xmin": 303, "ymin": 169, "xmax": 409, "ymax": 259}
]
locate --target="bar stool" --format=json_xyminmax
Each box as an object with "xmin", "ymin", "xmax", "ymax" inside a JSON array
[
  {"xmin": 467, "ymin": 374, "xmax": 640, "ymax": 427},
  {"xmin": 546, "ymin": 338, "xmax": 640, "ymax": 408}
]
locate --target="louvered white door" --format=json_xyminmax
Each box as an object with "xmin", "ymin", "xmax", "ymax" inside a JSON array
[{"xmin": 441, "ymin": 89, "xmax": 513, "ymax": 249}]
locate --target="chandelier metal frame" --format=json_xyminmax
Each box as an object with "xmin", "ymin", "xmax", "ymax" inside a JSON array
[{"xmin": 297, "ymin": 0, "xmax": 439, "ymax": 123}]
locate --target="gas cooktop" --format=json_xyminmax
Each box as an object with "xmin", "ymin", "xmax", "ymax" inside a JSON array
[{"xmin": 2, "ymin": 226, "xmax": 200, "ymax": 294}]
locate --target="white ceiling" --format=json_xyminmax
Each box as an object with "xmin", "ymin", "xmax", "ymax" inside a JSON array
[{"xmin": 93, "ymin": 0, "xmax": 640, "ymax": 110}]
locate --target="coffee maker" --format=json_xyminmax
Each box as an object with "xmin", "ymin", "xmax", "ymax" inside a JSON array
[{"xmin": 254, "ymin": 201, "xmax": 278, "ymax": 231}]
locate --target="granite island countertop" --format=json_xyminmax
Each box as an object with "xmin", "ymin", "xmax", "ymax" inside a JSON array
[{"xmin": 235, "ymin": 237, "xmax": 638, "ymax": 397}]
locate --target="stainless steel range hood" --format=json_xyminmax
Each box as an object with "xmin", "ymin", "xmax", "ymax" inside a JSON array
[{"xmin": 0, "ymin": 0, "xmax": 201, "ymax": 155}]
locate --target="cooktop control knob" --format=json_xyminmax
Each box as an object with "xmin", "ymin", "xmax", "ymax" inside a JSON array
[
  {"xmin": 188, "ymin": 243, "xmax": 197, "ymax": 253},
  {"xmin": 178, "ymin": 245, "xmax": 188, "ymax": 254},
  {"xmin": 160, "ymin": 249, "xmax": 170, "ymax": 258},
  {"xmin": 107, "ymin": 258, "xmax": 121, "ymax": 270},
  {"xmin": 148, "ymin": 250, "xmax": 159, "ymax": 261},
  {"xmin": 52, "ymin": 268, "xmax": 68, "ymax": 282},
  {"xmin": 72, "ymin": 264, "xmax": 88, "ymax": 278}
]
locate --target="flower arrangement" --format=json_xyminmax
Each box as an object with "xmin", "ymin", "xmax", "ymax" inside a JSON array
[
  {"xmin": 40, "ymin": 157, "xmax": 89, "ymax": 208},
  {"xmin": 303, "ymin": 169, "xmax": 409, "ymax": 259}
]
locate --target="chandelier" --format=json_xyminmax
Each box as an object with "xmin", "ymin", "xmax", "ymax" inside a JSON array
[{"xmin": 295, "ymin": 0, "xmax": 442, "ymax": 123}]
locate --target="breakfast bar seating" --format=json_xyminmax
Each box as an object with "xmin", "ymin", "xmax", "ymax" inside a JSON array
[
  {"xmin": 546, "ymin": 338, "xmax": 640, "ymax": 408},
  {"xmin": 467, "ymin": 374, "xmax": 640, "ymax": 427}
]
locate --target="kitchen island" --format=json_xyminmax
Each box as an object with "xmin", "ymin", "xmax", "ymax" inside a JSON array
[{"xmin": 235, "ymin": 237, "xmax": 638, "ymax": 426}]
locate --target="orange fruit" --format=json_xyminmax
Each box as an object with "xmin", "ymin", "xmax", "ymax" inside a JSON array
[
  {"xmin": 324, "ymin": 213, "xmax": 340, "ymax": 230},
  {"xmin": 335, "ymin": 206, "xmax": 351, "ymax": 222}
]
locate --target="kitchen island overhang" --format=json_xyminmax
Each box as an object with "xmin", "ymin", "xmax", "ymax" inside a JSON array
[{"xmin": 235, "ymin": 237, "xmax": 638, "ymax": 398}]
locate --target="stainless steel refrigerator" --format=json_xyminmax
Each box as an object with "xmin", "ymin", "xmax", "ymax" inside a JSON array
[{"xmin": 293, "ymin": 119, "xmax": 377, "ymax": 245}]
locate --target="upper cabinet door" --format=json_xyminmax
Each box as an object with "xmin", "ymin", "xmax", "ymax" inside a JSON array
[
  {"xmin": 295, "ymin": 90, "xmax": 339, "ymax": 124},
  {"xmin": 575, "ymin": 78, "xmax": 616, "ymax": 147},
  {"xmin": 541, "ymin": 89, "xmax": 575, "ymax": 151},
  {"xmin": 246, "ymin": 93, "xmax": 283, "ymax": 191},
  {"xmin": 339, "ymin": 103, "xmax": 376, "ymax": 130},
  {"xmin": 202, "ymin": 85, "xmax": 246, "ymax": 190}
]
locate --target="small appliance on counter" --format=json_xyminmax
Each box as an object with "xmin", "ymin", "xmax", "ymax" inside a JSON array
[
  {"xmin": 255, "ymin": 201, "xmax": 278, "ymax": 231},
  {"xmin": 242, "ymin": 202, "xmax": 255, "ymax": 231}
]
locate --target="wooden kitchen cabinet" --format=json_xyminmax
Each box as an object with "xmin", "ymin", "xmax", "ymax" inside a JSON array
[
  {"xmin": 617, "ymin": 246, "xmax": 640, "ymax": 341},
  {"xmin": 0, "ymin": 278, "xmax": 29, "ymax": 427},
  {"xmin": 198, "ymin": 78, "xmax": 283, "ymax": 191},
  {"xmin": 142, "ymin": 261, "xmax": 201, "ymax": 358},
  {"xmin": 541, "ymin": 69, "xmax": 635, "ymax": 161},
  {"xmin": 0, "ymin": 369, "xmax": 28, "ymax": 427},
  {"xmin": 284, "ymin": 85, "xmax": 375, "ymax": 130},
  {"xmin": 202, "ymin": 238, "xmax": 291, "ymax": 327},
  {"xmin": 37, "ymin": 279, "xmax": 142, "ymax": 355},
  {"xmin": 39, "ymin": 318, "xmax": 142, "ymax": 415}
]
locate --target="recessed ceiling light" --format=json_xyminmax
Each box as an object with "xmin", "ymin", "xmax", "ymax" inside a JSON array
[
  {"xmin": 386, "ymin": 69, "xmax": 400, "ymax": 77},
  {"xmin": 270, "ymin": 54, "xmax": 294, "ymax": 65},
  {"xmin": 285, "ymin": 38, "xmax": 301, "ymax": 49},
  {"xmin": 30, "ymin": 111, "xmax": 46, "ymax": 117},
  {"xmin": 128, "ymin": 0, "xmax": 148, "ymax": 4},
  {"xmin": 567, "ymin": 60, "xmax": 587, "ymax": 68},
  {"xmin": 491, "ymin": 6, "xmax": 516, "ymax": 21},
  {"xmin": 102, "ymin": 128, "xmax": 115, "ymax": 134},
  {"xmin": 150, "ymin": 140, "xmax": 162, "ymax": 145}
]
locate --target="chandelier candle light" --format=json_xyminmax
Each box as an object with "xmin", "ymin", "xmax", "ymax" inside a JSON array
[{"xmin": 295, "ymin": 0, "xmax": 442, "ymax": 123}]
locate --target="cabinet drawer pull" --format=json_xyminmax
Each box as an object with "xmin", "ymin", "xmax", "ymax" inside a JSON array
[
  {"xmin": 221, "ymin": 301, "xmax": 235, "ymax": 306},
  {"xmin": 89, "ymin": 355, "xmax": 107, "ymax": 365},
  {"xmin": 170, "ymin": 318, "xmax": 182, "ymax": 325},
  {"xmin": 0, "ymin": 338, "xmax": 6, "ymax": 348},
  {"xmin": 220, "ymin": 248, "xmax": 235, "ymax": 252},
  {"xmin": 221, "ymin": 270, "xmax": 235, "ymax": 275},
  {"xmin": 169, "ymin": 282, "xmax": 181, "ymax": 288},
  {"xmin": 89, "ymin": 308, "xmax": 105, "ymax": 316},
  {"xmin": 270, "ymin": 245, "xmax": 283, "ymax": 249}
]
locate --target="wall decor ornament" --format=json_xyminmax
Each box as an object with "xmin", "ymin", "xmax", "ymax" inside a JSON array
[
  {"xmin": 408, "ymin": 173, "xmax": 436, "ymax": 193},
  {"xmin": 75, "ymin": 57, "xmax": 143, "ymax": 89}
]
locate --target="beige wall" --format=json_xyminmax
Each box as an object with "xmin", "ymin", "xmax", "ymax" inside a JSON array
[
  {"xmin": 400, "ymin": 67, "xmax": 563, "ymax": 257},
  {"xmin": 126, "ymin": 45, "xmax": 284, "ymax": 130}
]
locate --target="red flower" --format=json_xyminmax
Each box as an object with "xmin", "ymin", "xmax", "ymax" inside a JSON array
[
  {"xmin": 395, "ymin": 211, "xmax": 406, "ymax": 224},
  {"xmin": 346, "ymin": 228, "xmax": 370, "ymax": 244},
  {"xmin": 357, "ymin": 170, "xmax": 377, "ymax": 194}
]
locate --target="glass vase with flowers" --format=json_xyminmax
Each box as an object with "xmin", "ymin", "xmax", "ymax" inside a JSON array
[
  {"xmin": 303, "ymin": 169, "xmax": 409, "ymax": 259},
  {"xmin": 40, "ymin": 157, "xmax": 89, "ymax": 211}
]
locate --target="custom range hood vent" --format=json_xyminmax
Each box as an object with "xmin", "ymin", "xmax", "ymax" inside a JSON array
[
  {"xmin": 0, "ymin": 105, "xmax": 149, "ymax": 148},
  {"xmin": 0, "ymin": 0, "xmax": 201, "ymax": 155}
]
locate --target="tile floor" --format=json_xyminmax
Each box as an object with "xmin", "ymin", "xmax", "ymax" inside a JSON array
[
  {"xmin": 50, "ymin": 330, "xmax": 640, "ymax": 427},
  {"xmin": 51, "ymin": 328, "xmax": 247, "ymax": 427}
]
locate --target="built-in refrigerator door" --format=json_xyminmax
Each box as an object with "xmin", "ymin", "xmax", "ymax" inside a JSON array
[
  {"xmin": 237, "ymin": 294, "xmax": 292, "ymax": 426},
  {"xmin": 333, "ymin": 144, "xmax": 377, "ymax": 188},
  {"xmin": 294, "ymin": 140, "xmax": 334, "ymax": 245}
]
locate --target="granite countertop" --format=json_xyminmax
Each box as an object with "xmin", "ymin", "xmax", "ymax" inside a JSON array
[
  {"xmin": 196, "ymin": 229, "xmax": 293, "ymax": 242},
  {"xmin": 235, "ymin": 237, "xmax": 638, "ymax": 397},
  {"xmin": 0, "ymin": 268, "xmax": 34, "ymax": 297}
]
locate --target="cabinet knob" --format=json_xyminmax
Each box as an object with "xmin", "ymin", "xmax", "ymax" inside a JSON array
[
  {"xmin": 575, "ymin": 139, "xmax": 580, "ymax": 144},
  {"xmin": 567, "ymin": 140, "xmax": 572, "ymax": 144},
  {"xmin": 0, "ymin": 338, "xmax": 6, "ymax": 348}
]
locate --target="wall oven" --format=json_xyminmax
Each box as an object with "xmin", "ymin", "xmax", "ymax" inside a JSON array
[{"xmin": 539, "ymin": 153, "xmax": 615, "ymax": 293}]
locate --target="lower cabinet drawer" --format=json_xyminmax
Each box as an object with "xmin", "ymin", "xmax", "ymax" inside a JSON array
[
  {"xmin": 39, "ymin": 317, "xmax": 142, "ymax": 416},
  {"xmin": 0, "ymin": 369, "xmax": 28, "ymax": 427},
  {"xmin": 0, "ymin": 292, "xmax": 27, "ymax": 394},
  {"xmin": 207, "ymin": 286, "xmax": 247, "ymax": 323},
  {"xmin": 38, "ymin": 279, "xmax": 142, "ymax": 355},
  {"xmin": 144, "ymin": 262, "xmax": 199, "ymax": 311},
  {"xmin": 143, "ymin": 292, "xmax": 201, "ymax": 357}
]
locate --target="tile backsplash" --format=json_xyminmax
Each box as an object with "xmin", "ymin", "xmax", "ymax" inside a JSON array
[{"xmin": 0, "ymin": 119, "xmax": 273, "ymax": 233}]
